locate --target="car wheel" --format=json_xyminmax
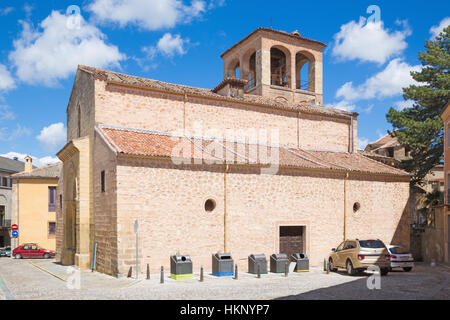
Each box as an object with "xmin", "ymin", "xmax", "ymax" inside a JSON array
[
  {"xmin": 328, "ymin": 258, "xmax": 337, "ymax": 272},
  {"xmin": 403, "ymin": 267, "xmax": 412, "ymax": 272},
  {"xmin": 380, "ymin": 268, "xmax": 389, "ymax": 276},
  {"xmin": 43, "ymin": 253, "xmax": 50, "ymax": 259},
  {"xmin": 14, "ymin": 254, "xmax": 22, "ymax": 259},
  {"xmin": 346, "ymin": 259, "xmax": 355, "ymax": 276}
]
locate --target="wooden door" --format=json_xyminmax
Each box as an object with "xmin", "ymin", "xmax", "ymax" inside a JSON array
[{"xmin": 279, "ymin": 226, "xmax": 305, "ymax": 258}]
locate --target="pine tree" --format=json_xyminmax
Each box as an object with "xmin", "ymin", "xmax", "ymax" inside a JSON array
[{"xmin": 386, "ymin": 25, "xmax": 449, "ymax": 186}]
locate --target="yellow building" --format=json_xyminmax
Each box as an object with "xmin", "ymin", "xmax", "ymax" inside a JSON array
[{"xmin": 11, "ymin": 156, "xmax": 61, "ymax": 251}]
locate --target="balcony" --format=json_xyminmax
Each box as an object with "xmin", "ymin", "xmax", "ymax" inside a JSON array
[{"xmin": 0, "ymin": 219, "xmax": 11, "ymax": 228}]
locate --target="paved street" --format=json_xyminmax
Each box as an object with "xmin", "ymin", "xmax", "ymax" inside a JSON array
[{"xmin": 0, "ymin": 258, "xmax": 449, "ymax": 300}]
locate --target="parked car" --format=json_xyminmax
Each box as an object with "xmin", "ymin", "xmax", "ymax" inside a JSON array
[
  {"xmin": 328, "ymin": 239, "xmax": 390, "ymax": 276},
  {"xmin": 13, "ymin": 243, "xmax": 55, "ymax": 259},
  {"xmin": 387, "ymin": 245, "xmax": 414, "ymax": 272},
  {"xmin": 0, "ymin": 247, "xmax": 11, "ymax": 257}
]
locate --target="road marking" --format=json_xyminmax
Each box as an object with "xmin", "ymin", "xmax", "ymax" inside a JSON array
[
  {"xmin": 29, "ymin": 261, "xmax": 68, "ymax": 282},
  {"xmin": 0, "ymin": 271, "xmax": 15, "ymax": 300}
]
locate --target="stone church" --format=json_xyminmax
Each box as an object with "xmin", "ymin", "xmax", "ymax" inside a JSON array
[{"xmin": 56, "ymin": 28, "xmax": 411, "ymax": 277}]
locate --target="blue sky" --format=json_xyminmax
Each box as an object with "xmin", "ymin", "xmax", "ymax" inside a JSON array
[{"xmin": 0, "ymin": 0, "xmax": 449, "ymax": 166}]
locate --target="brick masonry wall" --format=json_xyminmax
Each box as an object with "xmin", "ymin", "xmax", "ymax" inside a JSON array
[
  {"xmin": 112, "ymin": 157, "xmax": 410, "ymax": 276},
  {"xmin": 93, "ymin": 131, "xmax": 118, "ymax": 276},
  {"xmin": 94, "ymin": 80, "xmax": 352, "ymax": 151},
  {"xmin": 298, "ymin": 113, "xmax": 351, "ymax": 151}
]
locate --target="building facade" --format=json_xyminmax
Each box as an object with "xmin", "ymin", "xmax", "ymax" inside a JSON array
[
  {"xmin": 439, "ymin": 102, "xmax": 450, "ymax": 263},
  {"xmin": 11, "ymin": 157, "xmax": 61, "ymax": 251},
  {"xmin": 57, "ymin": 28, "xmax": 411, "ymax": 277},
  {"xmin": 0, "ymin": 156, "xmax": 25, "ymax": 248}
]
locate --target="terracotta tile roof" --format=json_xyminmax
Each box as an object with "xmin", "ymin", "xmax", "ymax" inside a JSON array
[
  {"xmin": 12, "ymin": 162, "xmax": 61, "ymax": 179},
  {"xmin": 78, "ymin": 65, "xmax": 354, "ymax": 118},
  {"xmin": 97, "ymin": 125, "xmax": 410, "ymax": 177},
  {"xmin": 0, "ymin": 156, "xmax": 26, "ymax": 173},
  {"xmin": 365, "ymin": 132, "xmax": 400, "ymax": 151}
]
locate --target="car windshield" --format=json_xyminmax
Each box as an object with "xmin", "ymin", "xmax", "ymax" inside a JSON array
[
  {"xmin": 389, "ymin": 247, "xmax": 409, "ymax": 254},
  {"xmin": 359, "ymin": 240, "xmax": 385, "ymax": 248}
]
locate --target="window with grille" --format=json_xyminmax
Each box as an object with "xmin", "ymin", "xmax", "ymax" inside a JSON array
[{"xmin": 48, "ymin": 187, "xmax": 56, "ymax": 212}]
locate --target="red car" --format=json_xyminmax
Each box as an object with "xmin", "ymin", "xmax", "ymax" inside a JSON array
[{"xmin": 13, "ymin": 243, "xmax": 55, "ymax": 259}]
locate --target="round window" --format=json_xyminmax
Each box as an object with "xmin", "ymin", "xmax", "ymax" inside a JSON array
[{"xmin": 204, "ymin": 199, "xmax": 216, "ymax": 212}]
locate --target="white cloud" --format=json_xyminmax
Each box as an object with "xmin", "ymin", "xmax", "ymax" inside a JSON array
[
  {"xmin": 328, "ymin": 100, "xmax": 357, "ymax": 112},
  {"xmin": 0, "ymin": 64, "xmax": 15, "ymax": 91},
  {"xmin": 0, "ymin": 7, "xmax": 14, "ymax": 16},
  {"xmin": 331, "ymin": 18, "xmax": 410, "ymax": 64},
  {"xmin": 394, "ymin": 100, "xmax": 415, "ymax": 111},
  {"xmin": 430, "ymin": 17, "xmax": 450, "ymax": 39},
  {"xmin": 36, "ymin": 122, "xmax": 67, "ymax": 151},
  {"xmin": 357, "ymin": 137, "xmax": 369, "ymax": 150},
  {"xmin": 88, "ymin": 0, "xmax": 207, "ymax": 30},
  {"xmin": 157, "ymin": 33, "xmax": 188, "ymax": 56},
  {"xmin": 0, "ymin": 152, "xmax": 60, "ymax": 168},
  {"xmin": 336, "ymin": 58, "xmax": 421, "ymax": 101},
  {"xmin": 142, "ymin": 33, "xmax": 190, "ymax": 62},
  {"xmin": 0, "ymin": 105, "xmax": 15, "ymax": 121},
  {"xmin": 0, "ymin": 123, "xmax": 31, "ymax": 141},
  {"xmin": 9, "ymin": 11, "xmax": 125, "ymax": 86}
]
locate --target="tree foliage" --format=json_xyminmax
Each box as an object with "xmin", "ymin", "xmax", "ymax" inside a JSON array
[{"xmin": 387, "ymin": 25, "xmax": 450, "ymax": 186}]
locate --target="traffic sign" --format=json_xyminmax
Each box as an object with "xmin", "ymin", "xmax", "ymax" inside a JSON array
[
  {"xmin": 11, "ymin": 224, "xmax": 18, "ymax": 231},
  {"xmin": 12, "ymin": 230, "xmax": 18, "ymax": 237}
]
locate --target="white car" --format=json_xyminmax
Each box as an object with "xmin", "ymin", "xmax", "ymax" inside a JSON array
[{"xmin": 388, "ymin": 245, "xmax": 414, "ymax": 272}]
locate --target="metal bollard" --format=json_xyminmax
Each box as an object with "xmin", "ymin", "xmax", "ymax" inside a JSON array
[
  {"xmin": 127, "ymin": 266, "xmax": 133, "ymax": 278},
  {"xmin": 234, "ymin": 264, "xmax": 238, "ymax": 280},
  {"xmin": 160, "ymin": 266, "xmax": 164, "ymax": 284},
  {"xmin": 257, "ymin": 263, "xmax": 261, "ymax": 278},
  {"xmin": 323, "ymin": 258, "xmax": 327, "ymax": 272},
  {"xmin": 285, "ymin": 261, "xmax": 289, "ymax": 277},
  {"xmin": 200, "ymin": 266, "xmax": 204, "ymax": 282},
  {"xmin": 146, "ymin": 263, "xmax": 150, "ymax": 280}
]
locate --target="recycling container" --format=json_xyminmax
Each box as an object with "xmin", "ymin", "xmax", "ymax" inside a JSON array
[
  {"xmin": 170, "ymin": 254, "xmax": 193, "ymax": 280},
  {"xmin": 270, "ymin": 253, "xmax": 290, "ymax": 273},
  {"xmin": 212, "ymin": 253, "xmax": 234, "ymax": 277},
  {"xmin": 248, "ymin": 254, "xmax": 268, "ymax": 274},
  {"xmin": 291, "ymin": 253, "xmax": 309, "ymax": 272}
]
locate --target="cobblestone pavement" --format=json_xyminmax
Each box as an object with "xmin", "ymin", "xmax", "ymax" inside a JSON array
[{"xmin": 0, "ymin": 258, "xmax": 448, "ymax": 300}]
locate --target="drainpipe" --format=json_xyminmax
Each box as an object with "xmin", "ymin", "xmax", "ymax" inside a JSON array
[
  {"xmin": 343, "ymin": 172, "xmax": 348, "ymax": 240},
  {"xmin": 224, "ymin": 164, "xmax": 230, "ymax": 253},
  {"xmin": 350, "ymin": 115, "xmax": 354, "ymax": 153}
]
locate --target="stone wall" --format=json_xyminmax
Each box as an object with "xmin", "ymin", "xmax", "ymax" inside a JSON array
[
  {"xmin": 112, "ymin": 157, "xmax": 410, "ymax": 276},
  {"xmin": 93, "ymin": 130, "xmax": 118, "ymax": 275},
  {"xmin": 94, "ymin": 80, "xmax": 352, "ymax": 151}
]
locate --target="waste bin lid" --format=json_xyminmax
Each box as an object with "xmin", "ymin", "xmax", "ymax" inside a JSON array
[
  {"xmin": 271, "ymin": 253, "xmax": 288, "ymax": 259},
  {"xmin": 291, "ymin": 253, "xmax": 307, "ymax": 259},
  {"xmin": 215, "ymin": 253, "xmax": 232, "ymax": 260},
  {"xmin": 250, "ymin": 254, "xmax": 266, "ymax": 260},
  {"xmin": 173, "ymin": 255, "xmax": 191, "ymax": 262}
]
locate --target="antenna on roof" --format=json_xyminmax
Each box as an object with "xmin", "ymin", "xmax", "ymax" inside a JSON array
[{"xmin": 270, "ymin": 17, "xmax": 273, "ymax": 29}]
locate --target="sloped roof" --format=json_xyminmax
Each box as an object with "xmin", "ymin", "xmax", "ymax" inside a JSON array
[
  {"xmin": 12, "ymin": 162, "xmax": 61, "ymax": 179},
  {"xmin": 365, "ymin": 133, "xmax": 400, "ymax": 151},
  {"xmin": 78, "ymin": 65, "xmax": 355, "ymax": 119},
  {"xmin": 96, "ymin": 125, "xmax": 409, "ymax": 177},
  {"xmin": 0, "ymin": 156, "xmax": 25, "ymax": 173}
]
